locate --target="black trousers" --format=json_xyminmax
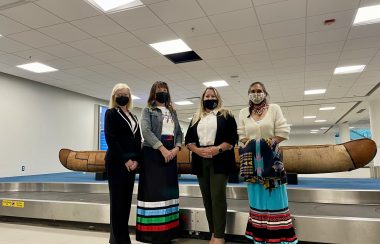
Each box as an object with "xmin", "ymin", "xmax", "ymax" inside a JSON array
[{"xmin": 106, "ymin": 161, "xmax": 136, "ymax": 244}]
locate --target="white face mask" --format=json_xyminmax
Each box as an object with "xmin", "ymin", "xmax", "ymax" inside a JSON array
[{"xmin": 249, "ymin": 92, "xmax": 266, "ymax": 104}]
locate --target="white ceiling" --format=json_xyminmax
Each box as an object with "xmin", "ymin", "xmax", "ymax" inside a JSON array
[{"xmin": 1, "ymin": 0, "xmax": 380, "ymax": 134}]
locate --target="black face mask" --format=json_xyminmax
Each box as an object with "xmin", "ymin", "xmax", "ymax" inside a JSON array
[
  {"xmin": 203, "ymin": 99, "xmax": 218, "ymax": 110},
  {"xmin": 116, "ymin": 96, "xmax": 129, "ymax": 106},
  {"xmin": 155, "ymin": 92, "xmax": 169, "ymax": 103}
]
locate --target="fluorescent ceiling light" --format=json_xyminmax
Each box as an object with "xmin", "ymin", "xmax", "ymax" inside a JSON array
[
  {"xmin": 310, "ymin": 131, "xmax": 318, "ymax": 134},
  {"xmin": 304, "ymin": 116, "xmax": 316, "ymax": 119},
  {"xmin": 311, "ymin": 129, "xmax": 319, "ymax": 132},
  {"xmin": 0, "ymin": 34, "xmax": 3, "ymax": 37},
  {"xmin": 319, "ymin": 107, "xmax": 336, "ymax": 111},
  {"xmin": 315, "ymin": 119, "xmax": 327, "ymax": 123},
  {"xmin": 175, "ymin": 100, "xmax": 193, "ymax": 105},
  {"xmin": 85, "ymin": 0, "xmax": 143, "ymax": 12},
  {"xmin": 334, "ymin": 65, "xmax": 366, "ymax": 74},
  {"xmin": 304, "ymin": 89, "xmax": 326, "ymax": 95},
  {"xmin": 150, "ymin": 39, "xmax": 191, "ymax": 55},
  {"xmin": 321, "ymin": 127, "xmax": 329, "ymax": 129},
  {"xmin": 17, "ymin": 62, "xmax": 58, "ymax": 73},
  {"xmin": 132, "ymin": 95, "xmax": 140, "ymax": 100},
  {"xmin": 187, "ymin": 117, "xmax": 193, "ymax": 120},
  {"xmin": 350, "ymin": 126, "xmax": 355, "ymax": 129},
  {"xmin": 203, "ymin": 80, "xmax": 229, "ymax": 87},
  {"xmin": 353, "ymin": 4, "xmax": 380, "ymax": 26}
]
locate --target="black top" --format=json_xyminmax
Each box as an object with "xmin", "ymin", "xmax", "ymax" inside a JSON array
[
  {"xmin": 185, "ymin": 111, "xmax": 238, "ymax": 175},
  {"xmin": 104, "ymin": 107, "xmax": 142, "ymax": 163}
]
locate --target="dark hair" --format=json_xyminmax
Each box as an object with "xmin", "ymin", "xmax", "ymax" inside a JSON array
[
  {"xmin": 248, "ymin": 82, "xmax": 269, "ymax": 116},
  {"xmin": 147, "ymin": 81, "xmax": 173, "ymax": 111}
]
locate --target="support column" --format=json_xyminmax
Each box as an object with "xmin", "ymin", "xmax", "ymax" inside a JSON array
[
  {"xmin": 339, "ymin": 122, "xmax": 350, "ymax": 143},
  {"xmin": 368, "ymin": 100, "xmax": 380, "ymax": 178},
  {"xmin": 369, "ymin": 100, "xmax": 380, "ymax": 167}
]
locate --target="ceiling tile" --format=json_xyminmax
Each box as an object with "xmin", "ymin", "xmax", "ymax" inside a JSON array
[
  {"xmin": 38, "ymin": 23, "xmax": 91, "ymax": 42},
  {"xmin": 71, "ymin": 15, "xmax": 125, "ymax": 37},
  {"xmin": 68, "ymin": 38, "xmax": 113, "ymax": 54},
  {"xmin": 348, "ymin": 24, "xmax": 380, "ymax": 40},
  {"xmin": 307, "ymin": 0, "xmax": 360, "ymax": 16},
  {"xmin": 149, "ymin": 0, "xmax": 205, "ymax": 23},
  {"xmin": 184, "ymin": 33, "xmax": 225, "ymax": 50},
  {"xmin": 35, "ymin": 0, "xmax": 100, "ymax": 21},
  {"xmin": 8, "ymin": 30, "xmax": 60, "ymax": 48},
  {"xmin": 91, "ymin": 50, "xmax": 131, "ymax": 63},
  {"xmin": 196, "ymin": 46, "xmax": 233, "ymax": 60},
  {"xmin": 0, "ymin": 37, "xmax": 31, "ymax": 52},
  {"xmin": 131, "ymin": 25, "xmax": 178, "ymax": 44},
  {"xmin": 306, "ymin": 41, "xmax": 345, "ymax": 55},
  {"xmin": 229, "ymin": 41, "xmax": 267, "ymax": 55},
  {"xmin": 121, "ymin": 45, "xmax": 161, "ymax": 59},
  {"xmin": 307, "ymin": 10, "xmax": 355, "ymax": 33},
  {"xmin": 67, "ymin": 55, "xmax": 104, "ymax": 66},
  {"xmin": 98, "ymin": 32, "xmax": 143, "ymax": 50},
  {"xmin": 109, "ymin": 6, "xmax": 163, "ymax": 31},
  {"xmin": 209, "ymin": 8, "xmax": 258, "ymax": 32},
  {"xmin": 344, "ymin": 36, "xmax": 380, "ymax": 50},
  {"xmin": 169, "ymin": 17, "xmax": 216, "ymax": 38},
  {"xmin": 220, "ymin": 26, "xmax": 263, "ymax": 45},
  {"xmin": 306, "ymin": 28, "xmax": 349, "ymax": 46},
  {"xmin": 197, "ymin": 0, "xmax": 252, "ymax": 15},
  {"xmin": 266, "ymin": 34, "xmax": 305, "ymax": 50},
  {"xmin": 255, "ymin": 0, "xmax": 306, "ymax": 24},
  {"xmin": 1, "ymin": 3, "xmax": 64, "ymax": 28},
  {"xmin": 262, "ymin": 18, "xmax": 305, "ymax": 39},
  {"xmin": 0, "ymin": 15, "xmax": 29, "ymax": 36},
  {"xmin": 13, "ymin": 49, "xmax": 57, "ymax": 62},
  {"xmin": 0, "ymin": 53, "xmax": 28, "ymax": 66},
  {"xmin": 42, "ymin": 44, "xmax": 85, "ymax": 58}
]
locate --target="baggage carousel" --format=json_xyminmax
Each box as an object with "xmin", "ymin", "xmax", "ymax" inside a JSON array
[{"xmin": 1, "ymin": 177, "xmax": 380, "ymax": 244}]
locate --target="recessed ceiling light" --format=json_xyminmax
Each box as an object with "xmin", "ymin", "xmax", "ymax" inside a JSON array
[
  {"xmin": 17, "ymin": 62, "xmax": 58, "ymax": 73},
  {"xmin": 311, "ymin": 129, "xmax": 319, "ymax": 132},
  {"xmin": 353, "ymin": 4, "xmax": 380, "ymax": 26},
  {"xmin": 304, "ymin": 116, "xmax": 316, "ymax": 119},
  {"xmin": 187, "ymin": 117, "xmax": 192, "ymax": 120},
  {"xmin": 315, "ymin": 119, "xmax": 327, "ymax": 123},
  {"xmin": 319, "ymin": 107, "xmax": 336, "ymax": 111},
  {"xmin": 310, "ymin": 131, "xmax": 318, "ymax": 134},
  {"xmin": 150, "ymin": 39, "xmax": 192, "ymax": 55},
  {"xmin": 334, "ymin": 65, "xmax": 366, "ymax": 74},
  {"xmin": 0, "ymin": 34, "xmax": 3, "ymax": 38},
  {"xmin": 175, "ymin": 100, "xmax": 194, "ymax": 105},
  {"xmin": 203, "ymin": 80, "xmax": 229, "ymax": 87},
  {"xmin": 132, "ymin": 95, "xmax": 140, "ymax": 100},
  {"xmin": 85, "ymin": 0, "xmax": 143, "ymax": 13},
  {"xmin": 304, "ymin": 89, "xmax": 326, "ymax": 95}
]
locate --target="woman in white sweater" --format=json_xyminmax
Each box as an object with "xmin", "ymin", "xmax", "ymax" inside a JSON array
[{"xmin": 238, "ymin": 82, "xmax": 297, "ymax": 244}]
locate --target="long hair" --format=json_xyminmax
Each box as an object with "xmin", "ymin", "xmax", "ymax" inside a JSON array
[
  {"xmin": 190, "ymin": 87, "xmax": 230, "ymax": 127},
  {"xmin": 248, "ymin": 81, "xmax": 269, "ymax": 115},
  {"xmin": 109, "ymin": 83, "xmax": 133, "ymax": 109},
  {"xmin": 147, "ymin": 81, "xmax": 174, "ymax": 111}
]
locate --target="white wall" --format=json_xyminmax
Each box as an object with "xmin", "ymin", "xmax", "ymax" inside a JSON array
[
  {"xmin": 282, "ymin": 133, "xmax": 336, "ymax": 146},
  {"xmin": 0, "ymin": 73, "xmax": 107, "ymax": 177}
]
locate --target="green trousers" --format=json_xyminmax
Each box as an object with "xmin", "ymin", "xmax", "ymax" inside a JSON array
[{"xmin": 197, "ymin": 158, "xmax": 228, "ymax": 238}]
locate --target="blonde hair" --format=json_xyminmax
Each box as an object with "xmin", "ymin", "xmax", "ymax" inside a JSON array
[
  {"xmin": 109, "ymin": 83, "xmax": 133, "ymax": 109},
  {"xmin": 190, "ymin": 87, "xmax": 230, "ymax": 127}
]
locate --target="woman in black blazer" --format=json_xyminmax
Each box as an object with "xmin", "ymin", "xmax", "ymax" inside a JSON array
[
  {"xmin": 104, "ymin": 83, "xmax": 141, "ymax": 244},
  {"xmin": 185, "ymin": 87, "xmax": 238, "ymax": 244}
]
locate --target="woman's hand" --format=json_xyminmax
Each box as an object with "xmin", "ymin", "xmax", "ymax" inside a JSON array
[
  {"xmin": 208, "ymin": 146, "xmax": 220, "ymax": 157},
  {"xmin": 170, "ymin": 147, "xmax": 179, "ymax": 159},
  {"xmin": 125, "ymin": 159, "xmax": 134, "ymax": 172},
  {"xmin": 159, "ymin": 146, "xmax": 172, "ymax": 163}
]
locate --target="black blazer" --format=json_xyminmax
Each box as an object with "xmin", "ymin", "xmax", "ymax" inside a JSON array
[
  {"xmin": 104, "ymin": 107, "xmax": 142, "ymax": 164},
  {"xmin": 185, "ymin": 111, "xmax": 238, "ymax": 175}
]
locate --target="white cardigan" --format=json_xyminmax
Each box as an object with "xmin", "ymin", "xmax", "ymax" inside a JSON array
[{"xmin": 238, "ymin": 104, "xmax": 290, "ymax": 141}]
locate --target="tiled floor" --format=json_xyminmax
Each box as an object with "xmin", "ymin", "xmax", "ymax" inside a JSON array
[{"xmin": 0, "ymin": 222, "xmax": 241, "ymax": 244}]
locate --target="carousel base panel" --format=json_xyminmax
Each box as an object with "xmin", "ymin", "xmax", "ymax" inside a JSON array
[{"xmin": 1, "ymin": 178, "xmax": 380, "ymax": 244}]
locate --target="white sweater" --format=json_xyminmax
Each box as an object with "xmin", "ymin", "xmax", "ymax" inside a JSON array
[{"xmin": 238, "ymin": 104, "xmax": 290, "ymax": 141}]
